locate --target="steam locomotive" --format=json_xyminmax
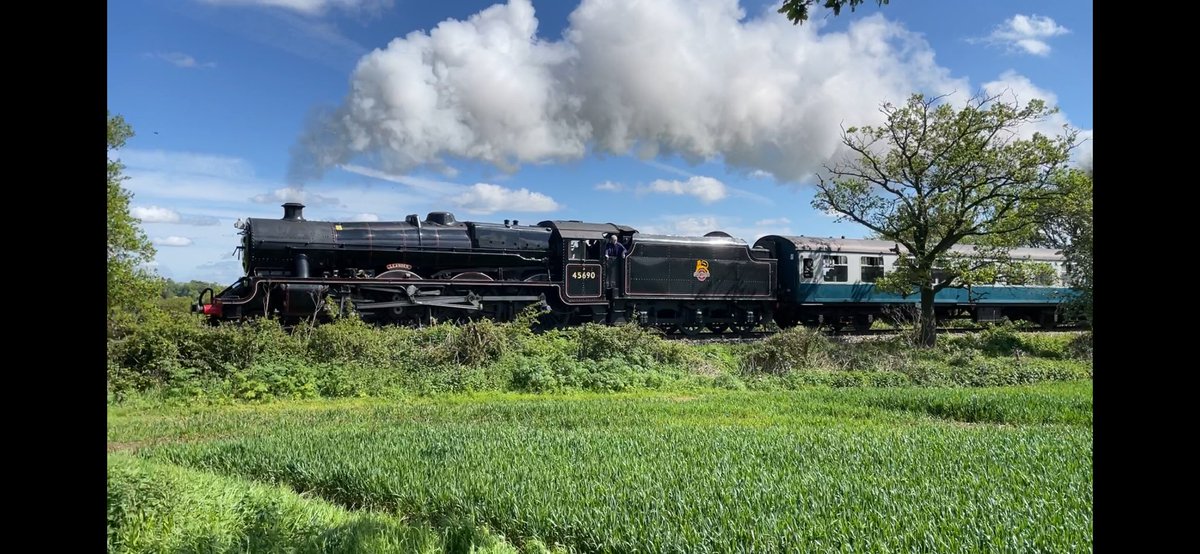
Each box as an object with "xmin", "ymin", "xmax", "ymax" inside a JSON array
[{"xmin": 194, "ymin": 203, "xmax": 1070, "ymax": 333}]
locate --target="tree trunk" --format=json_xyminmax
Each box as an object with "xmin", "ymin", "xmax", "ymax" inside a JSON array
[{"xmin": 918, "ymin": 287, "xmax": 937, "ymax": 347}]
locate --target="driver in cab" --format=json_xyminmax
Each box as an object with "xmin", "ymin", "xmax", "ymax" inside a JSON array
[{"xmin": 604, "ymin": 234, "xmax": 628, "ymax": 259}]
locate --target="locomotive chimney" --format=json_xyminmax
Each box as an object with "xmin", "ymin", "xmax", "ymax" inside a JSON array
[{"xmin": 282, "ymin": 202, "xmax": 305, "ymax": 221}]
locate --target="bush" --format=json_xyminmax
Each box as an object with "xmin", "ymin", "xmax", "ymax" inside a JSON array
[
  {"xmin": 1067, "ymin": 332, "xmax": 1093, "ymax": 360},
  {"xmin": 967, "ymin": 324, "xmax": 1024, "ymax": 356},
  {"xmin": 901, "ymin": 357, "xmax": 1091, "ymax": 388},
  {"xmin": 107, "ymin": 308, "xmax": 1093, "ymax": 403},
  {"xmin": 445, "ymin": 319, "xmax": 508, "ymax": 367},
  {"xmin": 571, "ymin": 323, "xmax": 693, "ymax": 367},
  {"xmin": 944, "ymin": 323, "xmax": 1078, "ymax": 358},
  {"xmin": 224, "ymin": 363, "xmax": 321, "ymax": 401},
  {"xmin": 510, "ymin": 360, "xmax": 563, "ymax": 393},
  {"xmin": 741, "ymin": 327, "xmax": 829, "ymax": 375},
  {"xmin": 306, "ymin": 317, "xmax": 411, "ymax": 368},
  {"xmin": 824, "ymin": 337, "xmax": 912, "ymax": 372},
  {"xmin": 108, "ymin": 311, "xmax": 209, "ymax": 382}
]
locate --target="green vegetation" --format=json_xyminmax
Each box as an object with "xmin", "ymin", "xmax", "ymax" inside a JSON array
[
  {"xmin": 108, "ymin": 112, "xmax": 160, "ymax": 333},
  {"xmin": 1036, "ymin": 168, "xmax": 1094, "ymax": 325},
  {"xmin": 110, "ymin": 382, "xmax": 1092, "ymax": 553},
  {"xmin": 107, "ymin": 310, "xmax": 1091, "ymax": 403},
  {"xmin": 108, "ymin": 454, "xmax": 538, "ymax": 553}
]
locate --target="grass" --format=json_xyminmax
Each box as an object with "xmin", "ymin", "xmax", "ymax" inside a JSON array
[
  {"xmin": 110, "ymin": 382, "xmax": 1093, "ymax": 553},
  {"xmin": 107, "ymin": 454, "xmax": 533, "ymax": 553}
]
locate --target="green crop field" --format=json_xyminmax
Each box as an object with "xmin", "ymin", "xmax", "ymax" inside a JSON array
[{"xmin": 108, "ymin": 381, "xmax": 1092, "ymax": 553}]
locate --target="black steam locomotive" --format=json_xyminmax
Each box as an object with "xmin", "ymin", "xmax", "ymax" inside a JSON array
[{"xmin": 196, "ymin": 203, "xmax": 777, "ymax": 334}]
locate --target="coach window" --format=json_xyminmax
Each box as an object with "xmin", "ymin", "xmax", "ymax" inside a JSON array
[
  {"xmin": 861, "ymin": 256, "xmax": 884, "ymax": 282},
  {"xmin": 823, "ymin": 255, "xmax": 848, "ymax": 282},
  {"xmin": 568, "ymin": 240, "xmax": 587, "ymax": 261}
]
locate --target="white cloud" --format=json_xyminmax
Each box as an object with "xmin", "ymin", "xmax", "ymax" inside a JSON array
[
  {"xmin": 638, "ymin": 214, "xmax": 794, "ymax": 242},
  {"xmin": 338, "ymin": 164, "xmax": 465, "ymax": 195},
  {"xmin": 641, "ymin": 176, "xmax": 728, "ymax": 204},
  {"xmin": 130, "ymin": 205, "xmax": 222, "ymax": 226},
  {"xmin": 449, "ymin": 183, "xmax": 560, "ymax": 215},
  {"xmin": 980, "ymin": 70, "xmax": 1091, "ymax": 165},
  {"xmin": 348, "ymin": 212, "xmax": 380, "ymax": 222},
  {"xmin": 180, "ymin": 214, "xmax": 222, "ymax": 226},
  {"xmin": 292, "ymin": 0, "xmax": 970, "ymax": 183},
  {"xmin": 595, "ymin": 181, "xmax": 625, "ymax": 192},
  {"xmin": 190, "ymin": 4, "xmax": 369, "ymax": 73},
  {"xmin": 251, "ymin": 187, "xmax": 341, "ymax": 207},
  {"xmin": 199, "ymin": 0, "xmax": 391, "ymax": 16},
  {"xmin": 982, "ymin": 70, "xmax": 1061, "ymax": 108},
  {"xmin": 132, "ymin": 206, "xmax": 182, "ymax": 223},
  {"xmin": 643, "ymin": 160, "xmax": 695, "ymax": 179},
  {"xmin": 748, "ymin": 170, "xmax": 774, "ymax": 179},
  {"xmin": 120, "ymin": 149, "xmax": 256, "ymax": 181},
  {"xmin": 664, "ymin": 216, "xmax": 721, "ymax": 237},
  {"xmin": 977, "ymin": 14, "xmax": 1069, "ymax": 57},
  {"xmin": 148, "ymin": 52, "xmax": 217, "ymax": 69},
  {"xmin": 754, "ymin": 217, "xmax": 791, "ymax": 226},
  {"xmin": 154, "ymin": 236, "xmax": 194, "ymax": 247},
  {"xmin": 1076, "ymin": 130, "xmax": 1093, "ymax": 174}
]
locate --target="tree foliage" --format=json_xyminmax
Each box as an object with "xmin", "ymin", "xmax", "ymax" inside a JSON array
[
  {"xmin": 814, "ymin": 92, "xmax": 1079, "ymax": 346},
  {"xmin": 778, "ymin": 0, "xmax": 890, "ymax": 25},
  {"xmin": 108, "ymin": 111, "xmax": 160, "ymax": 331},
  {"xmin": 1031, "ymin": 169, "xmax": 1093, "ymax": 325}
]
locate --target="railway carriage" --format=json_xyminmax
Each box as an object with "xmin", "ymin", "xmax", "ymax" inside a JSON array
[{"xmin": 753, "ymin": 235, "xmax": 1072, "ymax": 331}]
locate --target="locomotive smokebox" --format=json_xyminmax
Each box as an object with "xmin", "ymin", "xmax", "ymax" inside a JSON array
[{"xmin": 282, "ymin": 202, "xmax": 306, "ymax": 221}]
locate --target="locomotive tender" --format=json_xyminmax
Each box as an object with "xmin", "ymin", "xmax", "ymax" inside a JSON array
[{"xmin": 195, "ymin": 203, "xmax": 1071, "ymax": 333}]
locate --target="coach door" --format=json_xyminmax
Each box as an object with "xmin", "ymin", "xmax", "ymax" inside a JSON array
[{"xmin": 564, "ymin": 239, "xmax": 603, "ymax": 299}]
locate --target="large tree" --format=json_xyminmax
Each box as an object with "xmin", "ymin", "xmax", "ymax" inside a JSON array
[
  {"xmin": 778, "ymin": 0, "xmax": 890, "ymax": 25},
  {"xmin": 814, "ymin": 92, "xmax": 1078, "ymax": 346},
  {"xmin": 108, "ymin": 111, "xmax": 159, "ymax": 331}
]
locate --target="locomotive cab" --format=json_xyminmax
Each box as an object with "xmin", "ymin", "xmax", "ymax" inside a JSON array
[{"xmin": 537, "ymin": 220, "xmax": 638, "ymax": 305}]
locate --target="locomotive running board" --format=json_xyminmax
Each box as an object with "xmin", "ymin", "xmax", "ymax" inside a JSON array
[{"xmin": 354, "ymin": 295, "xmax": 544, "ymax": 311}]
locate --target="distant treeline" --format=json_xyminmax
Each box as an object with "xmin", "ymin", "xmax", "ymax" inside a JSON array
[
  {"xmin": 154, "ymin": 279, "xmax": 225, "ymax": 313},
  {"xmin": 161, "ymin": 279, "xmax": 224, "ymax": 299}
]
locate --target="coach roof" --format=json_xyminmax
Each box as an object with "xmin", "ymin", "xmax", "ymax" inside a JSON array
[{"xmin": 761, "ymin": 235, "xmax": 1064, "ymax": 261}]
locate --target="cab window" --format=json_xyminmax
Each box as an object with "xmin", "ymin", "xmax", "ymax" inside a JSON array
[{"xmin": 568, "ymin": 240, "xmax": 587, "ymax": 261}]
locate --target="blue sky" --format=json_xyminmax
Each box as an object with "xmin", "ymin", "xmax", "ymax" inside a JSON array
[{"xmin": 107, "ymin": 0, "xmax": 1092, "ymax": 283}]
